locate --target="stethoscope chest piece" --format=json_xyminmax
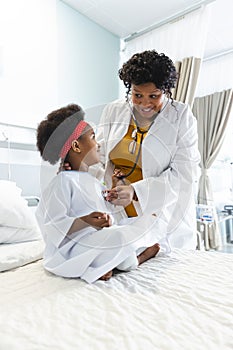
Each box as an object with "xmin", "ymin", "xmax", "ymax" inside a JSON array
[{"xmin": 128, "ymin": 139, "xmax": 137, "ymax": 154}]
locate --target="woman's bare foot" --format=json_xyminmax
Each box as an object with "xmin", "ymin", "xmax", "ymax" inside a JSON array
[
  {"xmin": 137, "ymin": 243, "xmax": 160, "ymax": 265},
  {"xmin": 99, "ymin": 270, "xmax": 113, "ymax": 281}
]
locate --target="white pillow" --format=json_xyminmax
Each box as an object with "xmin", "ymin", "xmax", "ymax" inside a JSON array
[
  {"xmin": 0, "ymin": 226, "xmax": 41, "ymax": 244},
  {"xmin": 0, "ymin": 181, "xmax": 41, "ymax": 243},
  {"xmin": 0, "ymin": 240, "xmax": 44, "ymax": 272},
  {"xmin": 0, "ymin": 181, "xmax": 37, "ymax": 228}
]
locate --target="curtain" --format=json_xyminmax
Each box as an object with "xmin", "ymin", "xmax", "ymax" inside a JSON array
[
  {"xmin": 196, "ymin": 53, "xmax": 233, "ymax": 97},
  {"xmin": 119, "ymin": 5, "xmax": 211, "ymax": 98},
  {"xmin": 121, "ymin": 6, "xmax": 211, "ymax": 62},
  {"xmin": 172, "ymin": 57, "xmax": 201, "ymax": 108},
  {"xmin": 192, "ymin": 89, "xmax": 233, "ymax": 248}
]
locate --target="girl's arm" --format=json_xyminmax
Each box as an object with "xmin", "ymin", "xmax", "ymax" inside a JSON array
[{"xmin": 67, "ymin": 212, "xmax": 112, "ymax": 235}]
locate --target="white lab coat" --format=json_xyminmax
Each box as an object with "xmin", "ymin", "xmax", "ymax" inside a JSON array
[
  {"xmin": 36, "ymin": 171, "xmax": 166, "ymax": 283},
  {"xmin": 93, "ymin": 98, "xmax": 200, "ymax": 251}
]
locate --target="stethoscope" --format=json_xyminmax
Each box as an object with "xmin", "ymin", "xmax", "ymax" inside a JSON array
[{"xmin": 116, "ymin": 100, "xmax": 153, "ymax": 181}]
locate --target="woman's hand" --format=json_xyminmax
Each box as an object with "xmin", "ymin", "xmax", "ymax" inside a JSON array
[
  {"xmin": 105, "ymin": 185, "xmax": 135, "ymax": 207},
  {"xmin": 82, "ymin": 212, "xmax": 112, "ymax": 229},
  {"xmin": 112, "ymin": 168, "xmax": 126, "ymax": 188},
  {"xmin": 57, "ymin": 161, "xmax": 72, "ymax": 174}
]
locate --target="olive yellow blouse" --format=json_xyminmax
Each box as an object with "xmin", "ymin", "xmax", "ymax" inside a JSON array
[{"xmin": 109, "ymin": 118, "xmax": 149, "ymax": 217}]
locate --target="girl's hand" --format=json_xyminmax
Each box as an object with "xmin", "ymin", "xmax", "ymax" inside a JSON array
[
  {"xmin": 105, "ymin": 185, "xmax": 135, "ymax": 207},
  {"xmin": 82, "ymin": 212, "xmax": 112, "ymax": 229}
]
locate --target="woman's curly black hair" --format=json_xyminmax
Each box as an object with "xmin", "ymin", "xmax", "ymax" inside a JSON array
[
  {"xmin": 118, "ymin": 50, "xmax": 178, "ymax": 100},
  {"xmin": 36, "ymin": 104, "xmax": 84, "ymax": 165}
]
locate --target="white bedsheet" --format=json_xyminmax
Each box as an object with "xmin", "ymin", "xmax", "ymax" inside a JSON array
[{"xmin": 0, "ymin": 249, "xmax": 233, "ymax": 350}]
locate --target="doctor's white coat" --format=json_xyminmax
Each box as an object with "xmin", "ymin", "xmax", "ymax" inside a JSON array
[{"xmin": 94, "ymin": 98, "xmax": 200, "ymax": 251}]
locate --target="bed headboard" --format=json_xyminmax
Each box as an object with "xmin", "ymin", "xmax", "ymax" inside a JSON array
[{"xmin": 0, "ymin": 122, "xmax": 56, "ymax": 197}]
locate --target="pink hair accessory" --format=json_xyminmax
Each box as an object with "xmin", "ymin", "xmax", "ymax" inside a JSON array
[{"xmin": 60, "ymin": 120, "xmax": 88, "ymax": 159}]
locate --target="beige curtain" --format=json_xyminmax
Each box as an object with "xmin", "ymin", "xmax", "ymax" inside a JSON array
[
  {"xmin": 192, "ymin": 89, "xmax": 233, "ymax": 248},
  {"xmin": 172, "ymin": 57, "xmax": 201, "ymax": 108}
]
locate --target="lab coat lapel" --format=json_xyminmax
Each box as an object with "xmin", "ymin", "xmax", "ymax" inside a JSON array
[
  {"xmin": 147, "ymin": 97, "xmax": 171, "ymax": 135},
  {"xmin": 106, "ymin": 104, "xmax": 131, "ymax": 154}
]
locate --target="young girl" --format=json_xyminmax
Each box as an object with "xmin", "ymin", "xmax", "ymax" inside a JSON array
[{"xmin": 36, "ymin": 104, "xmax": 161, "ymax": 283}]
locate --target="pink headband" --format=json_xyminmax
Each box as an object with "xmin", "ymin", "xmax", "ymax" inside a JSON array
[{"xmin": 60, "ymin": 120, "xmax": 88, "ymax": 159}]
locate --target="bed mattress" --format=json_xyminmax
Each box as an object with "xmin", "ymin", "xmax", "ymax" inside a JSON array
[{"xmin": 0, "ymin": 249, "xmax": 233, "ymax": 350}]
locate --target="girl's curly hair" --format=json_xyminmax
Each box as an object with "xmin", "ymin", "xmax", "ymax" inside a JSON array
[
  {"xmin": 36, "ymin": 104, "xmax": 84, "ymax": 165},
  {"xmin": 118, "ymin": 50, "xmax": 178, "ymax": 100}
]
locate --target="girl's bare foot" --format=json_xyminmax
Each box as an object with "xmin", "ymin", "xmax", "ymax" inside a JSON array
[
  {"xmin": 99, "ymin": 270, "xmax": 113, "ymax": 281},
  {"xmin": 137, "ymin": 243, "xmax": 160, "ymax": 265}
]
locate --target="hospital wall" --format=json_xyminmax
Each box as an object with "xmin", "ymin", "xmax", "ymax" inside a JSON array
[
  {"xmin": 0, "ymin": 0, "xmax": 120, "ymax": 128},
  {"xmin": 0, "ymin": 0, "xmax": 120, "ymax": 196}
]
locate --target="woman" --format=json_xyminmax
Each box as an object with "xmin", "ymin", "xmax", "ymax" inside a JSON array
[{"xmin": 95, "ymin": 50, "xmax": 200, "ymax": 253}]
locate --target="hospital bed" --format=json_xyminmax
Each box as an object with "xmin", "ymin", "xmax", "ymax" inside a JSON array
[{"xmin": 0, "ymin": 180, "xmax": 233, "ymax": 350}]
